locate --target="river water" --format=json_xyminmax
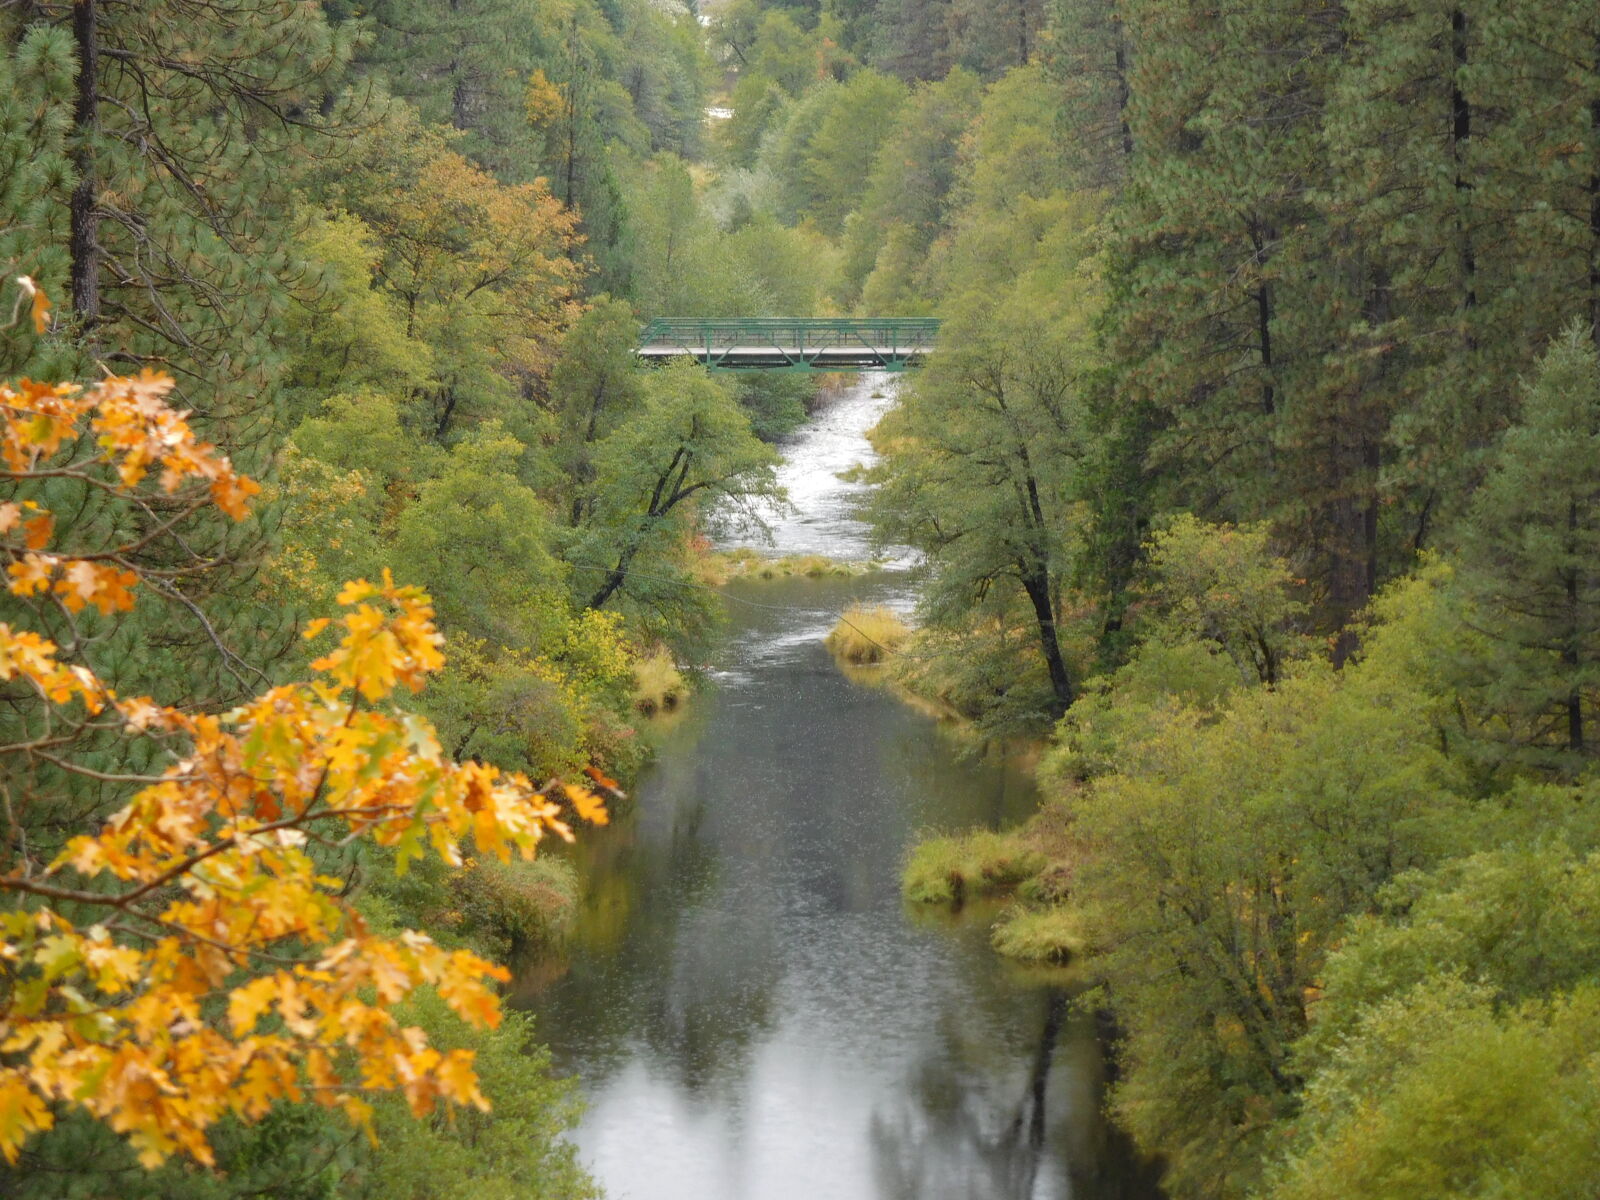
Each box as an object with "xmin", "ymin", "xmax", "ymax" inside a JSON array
[{"xmin": 520, "ymin": 373, "xmax": 1160, "ymax": 1200}]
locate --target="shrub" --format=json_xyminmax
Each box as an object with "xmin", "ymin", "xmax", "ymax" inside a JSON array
[
  {"xmin": 632, "ymin": 648, "xmax": 687, "ymax": 716},
  {"xmin": 452, "ymin": 856, "xmax": 580, "ymax": 958}
]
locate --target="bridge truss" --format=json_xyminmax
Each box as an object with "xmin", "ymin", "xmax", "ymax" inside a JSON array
[{"xmin": 637, "ymin": 318, "xmax": 939, "ymax": 372}]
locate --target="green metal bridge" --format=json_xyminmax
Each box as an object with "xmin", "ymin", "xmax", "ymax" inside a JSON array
[{"xmin": 637, "ymin": 318, "xmax": 939, "ymax": 372}]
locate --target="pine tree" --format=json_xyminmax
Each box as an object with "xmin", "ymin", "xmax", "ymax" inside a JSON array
[
  {"xmin": 0, "ymin": 4, "xmax": 361, "ymax": 722},
  {"xmin": 1456, "ymin": 324, "xmax": 1600, "ymax": 763},
  {"xmin": 351, "ymin": 0, "xmax": 561, "ymax": 180},
  {"xmin": 1050, "ymin": 0, "xmax": 1136, "ymax": 188},
  {"xmin": 1322, "ymin": 0, "xmax": 1600, "ymax": 566},
  {"xmin": 2, "ymin": 2, "xmax": 359, "ymax": 422},
  {"xmin": 0, "ymin": 24, "xmax": 75, "ymax": 379},
  {"xmin": 869, "ymin": 0, "xmax": 953, "ymax": 81},
  {"xmin": 1112, "ymin": 1, "xmax": 1347, "ymax": 588}
]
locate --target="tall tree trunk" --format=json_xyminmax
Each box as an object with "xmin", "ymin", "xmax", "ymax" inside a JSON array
[
  {"xmin": 1589, "ymin": 35, "xmax": 1600, "ymax": 352},
  {"xmin": 1329, "ymin": 434, "xmax": 1380, "ymax": 667},
  {"xmin": 1113, "ymin": 17, "xmax": 1134, "ymax": 162},
  {"xmin": 568, "ymin": 383, "xmax": 610, "ymax": 526},
  {"xmin": 589, "ymin": 548, "xmax": 636, "ymax": 610},
  {"xmin": 587, "ymin": 448, "xmax": 693, "ymax": 609},
  {"xmin": 1331, "ymin": 262, "xmax": 1391, "ymax": 667},
  {"xmin": 1251, "ymin": 223, "xmax": 1277, "ymax": 416},
  {"xmin": 1020, "ymin": 563, "xmax": 1074, "ymax": 716},
  {"xmin": 1567, "ymin": 498, "xmax": 1585, "ymax": 754},
  {"xmin": 1452, "ymin": 8, "xmax": 1477, "ymax": 346},
  {"xmin": 69, "ymin": 0, "xmax": 100, "ymax": 328}
]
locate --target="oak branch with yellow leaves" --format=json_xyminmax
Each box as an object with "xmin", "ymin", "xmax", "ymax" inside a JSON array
[{"xmin": 0, "ymin": 372, "xmax": 609, "ymax": 1167}]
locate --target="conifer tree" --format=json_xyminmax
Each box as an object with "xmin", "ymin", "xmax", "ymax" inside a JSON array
[
  {"xmin": 0, "ymin": 24, "xmax": 74, "ymax": 379},
  {"xmin": 350, "ymin": 0, "xmax": 558, "ymax": 179},
  {"xmin": 1323, "ymin": 0, "xmax": 1600, "ymax": 561},
  {"xmin": 1457, "ymin": 324, "xmax": 1600, "ymax": 762},
  {"xmin": 1050, "ymin": 0, "xmax": 1135, "ymax": 188},
  {"xmin": 4, "ymin": 2, "xmax": 360, "ymax": 420},
  {"xmin": 1111, "ymin": 0, "xmax": 1389, "ymax": 644},
  {"xmin": 869, "ymin": 0, "xmax": 953, "ymax": 81},
  {"xmin": 0, "ymin": 3, "xmax": 367, "ymax": 718}
]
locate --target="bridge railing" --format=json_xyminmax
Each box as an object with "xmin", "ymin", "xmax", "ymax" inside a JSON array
[
  {"xmin": 639, "ymin": 318, "xmax": 939, "ymax": 351},
  {"xmin": 637, "ymin": 318, "xmax": 940, "ymax": 372}
]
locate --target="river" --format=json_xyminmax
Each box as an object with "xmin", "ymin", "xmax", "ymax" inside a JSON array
[{"xmin": 519, "ymin": 372, "xmax": 1161, "ymax": 1200}]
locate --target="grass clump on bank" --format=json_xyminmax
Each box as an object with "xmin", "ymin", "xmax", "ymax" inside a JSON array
[
  {"xmin": 902, "ymin": 829, "xmax": 1046, "ymax": 905},
  {"xmin": 991, "ymin": 906, "xmax": 1088, "ymax": 964},
  {"xmin": 701, "ymin": 547, "xmax": 870, "ymax": 583},
  {"xmin": 632, "ymin": 648, "xmax": 687, "ymax": 716},
  {"xmin": 826, "ymin": 604, "xmax": 911, "ymax": 664}
]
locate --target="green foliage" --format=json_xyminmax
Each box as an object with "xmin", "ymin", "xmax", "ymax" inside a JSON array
[
  {"xmin": 11, "ymin": 0, "xmax": 1600, "ymax": 1191},
  {"xmin": 452, "ymin": 856, "xmax": 583, "ymax": 960},
  {"xmin": 352, "ymin": 994, "xmax": 597, "ymax": 1200},
  {"xmin": 1138, "ymin": 514, "xmax": 1310, "ymax": 686},
  {"xmin": 283, "ymin": 212, "xmax": 432, "ymax": 416},
  {"xmin": 785, "ymin": 69, "xmax": 910, "ymax": 231},
  {"xmin": 278, "ymin": 392, "xmax": 642, "ymax": 784},
  {"xmin": 6, "ymin": 1, "xmax": 358, "ymax": 412},
  {"xmin": 1043, "ymin": 638, "xmax": 1243, "ymax": 785},
  {"xmin": 838, "ymin": 67, "xmax": 982, "ymax": 307},
  {"xmin": 1266, "ymin": 983, "xmax": 1600, "ymax": 1200},
  {"xmin": 1262, "ymin": 834, "xmax": 1600, "ymax": 1200},
  {"xmin": 572, "ymin": 360, "xmax": 779, "ymax": 651},
  {"xmin": 551, "ymin": 298, "xmax": 649, "ymax": 525},
  {"xmin": 649, "ymin": 5, "xmax": 1600, "ymax": 1196},
  {"xmin": 394, "ymin": 425, "xmax": 567, "ymax": 645},
  {"xmin": 1065, "ymin": 608, "xmax": 1475, "ymax": 1196},
  {"xmin": 869, "ymin": 187, "xmax": 1104, "ymax": 726},
  {"xmin": 353, "ymin": 0, "xmax": 706, "ymax": 202},
  {"xmin": 310, "ymin": 109, "xmax": 581, "ymax": 445},
  {"xmin": 622, "ymin": 154, "xmax": 837, "ymax": 326}
]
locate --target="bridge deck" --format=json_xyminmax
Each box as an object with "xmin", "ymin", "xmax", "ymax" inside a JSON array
[{"xmin": 638, "ymin": 318, "xmax": 939, "ymax": 372}]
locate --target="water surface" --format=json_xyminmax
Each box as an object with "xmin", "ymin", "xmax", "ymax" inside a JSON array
[{"xmin": 521, "ymin": 374, "xmax": 1159, "ymax": 1200}]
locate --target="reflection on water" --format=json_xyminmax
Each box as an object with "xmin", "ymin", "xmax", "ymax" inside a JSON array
[{"xmin": 518, "ymin": 374, "xmax": 1161, "ymax": 1200}]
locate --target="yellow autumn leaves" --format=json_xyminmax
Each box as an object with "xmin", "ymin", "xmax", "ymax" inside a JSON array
[{"xmin": 0, "ymin": 373, "xmax": 609, "ymax": 1168}]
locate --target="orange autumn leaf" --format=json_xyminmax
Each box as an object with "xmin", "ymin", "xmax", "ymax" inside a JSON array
[
  {"xmin": 0, "ymin": 373, "xmax": 610, "ymax": 1170},
  {"xmin": 7, "ymin": 276, "xmax": 50, "ymax": 336},
  {"xmin": 28, "ymin": 283, "xmax": 50, "ymax": 335},
  {"xmin": 563, "ymin": 782, "xmax": 610, "ymax": 826}
]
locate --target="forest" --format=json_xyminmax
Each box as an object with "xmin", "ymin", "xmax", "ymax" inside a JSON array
[{"xmin": 1, "ymin": 0, "xmax": 1599, "ymax": 1196}]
